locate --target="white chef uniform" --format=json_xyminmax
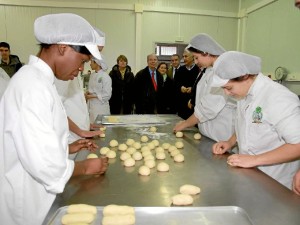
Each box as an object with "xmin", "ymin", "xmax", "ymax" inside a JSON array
[
  {"xmin": 236, "ymin": 73, "xmax": 300, "ymax": 188},
  {"xmin": 194, "ymin": 67, "xmax": 236, "ymax": 142},
  {"xmin": 88, "ymin": 69, "xmax": 112, "ymax": 122},
  {"xmin": 0, "ymin": 56, "xmax": 74, "ymax": 225},
  {"xmin": 0, "ymin": 67, "xmax": 10, "ymax": 99}
]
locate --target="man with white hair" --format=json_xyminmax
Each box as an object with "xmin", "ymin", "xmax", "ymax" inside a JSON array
[{"xmin": 0, "ymin": 13, "xmax": 109, "ymax": 225}]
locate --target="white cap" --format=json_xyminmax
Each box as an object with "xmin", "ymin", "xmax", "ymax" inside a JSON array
[
  {"xmin": 34, "ymin": 13, "xmax": 102, "ymax": 60},
  {"xmin": 187, "ymin": 33, "xmax": 225, "ymax": 56},
  {"xmin": 94, "ymin": 27, "xmax": 105, "ymax": 46},
  {"xmin": 212, "ymin": 51, "xmax": 261, "ymax": 87},
  {"xmin": 93, "ymin": 55, "xmax": 108, "ymax": 71}
]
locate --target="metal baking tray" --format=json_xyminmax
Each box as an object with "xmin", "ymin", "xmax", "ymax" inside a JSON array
[
  {"xmin": 47, "ymin": 206, "xmax": 254, "ymax": 225},
  {"xmin": 101, "ymin": 115, "xmax": 167, "ymax": 125}
]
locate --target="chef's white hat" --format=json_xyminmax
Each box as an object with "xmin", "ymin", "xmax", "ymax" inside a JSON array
[
  {"xmin": 93, "ymin": 55, "xmax": 108, "ymax": 71},
  {"xmin": 94, "ymin": 27, "xmax": 105, "ymax": 47},
  {"xmin": 212, "ymin": 51, "xmax": 261, "ymax": 87},
  {"xmin": 187, "ymin": 33, "xmax": 225, "ymax": 56},
  {"xmin": 34, "ymin": 13, "xmax": 102, "ymax": 60}
]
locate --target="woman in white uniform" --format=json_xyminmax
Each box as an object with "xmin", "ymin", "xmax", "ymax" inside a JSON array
[
  {"xmin": 0, "ymin": 67, "xmax": 10, "ymax": 99},
  {"xmin": 87, "ymin": 57, "xmax": 112, "ymax": 122},
  {"xmin": 0, "ymin": 14, "xmax": 109, "ymax": 225},
  {"xmin": 212, "ymin": 51, "xmax": 300, "ymax": 189},
  {"xmin": 173, "ymin": 33, "xmax": 236, "ymax": 142}
]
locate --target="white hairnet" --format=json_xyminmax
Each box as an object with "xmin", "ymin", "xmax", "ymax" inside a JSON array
[
  {"xmin": 94, "ymin": 27, "xmax": 105, "ymax": 46},
  {"xmin": 34, "ymin": 13, "xmax": 102, "ymax": 60},
  {"xmin": 212, "ymin": 51, "xmax": 261, "ymax": 87},
  {"xmin": 187, "ymin": 33, "xmax": 225, "ymax": 56},
  {"xmin": 93, "ymin": 55, "xmax": 108, "ymax": 71}
]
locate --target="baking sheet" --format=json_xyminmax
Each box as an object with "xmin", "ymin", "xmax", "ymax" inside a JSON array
[
  {"xmin": 100, "ymin": 115, "xmax": 167, "ymax": 125},
  {"xmin": 47, "ymin": 206, "xmax": 254, "ymax": 225}
]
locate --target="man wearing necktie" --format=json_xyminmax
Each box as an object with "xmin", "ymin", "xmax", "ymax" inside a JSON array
[{"xmin": 134, "ymin": 53, "xmax": 163, "ymax": 114}]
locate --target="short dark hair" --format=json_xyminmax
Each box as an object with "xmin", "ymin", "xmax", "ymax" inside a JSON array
[
  {"xmin": 117, "ymin": 55, "xmax": 128, "ymax": 64},
  {"xmin": 0, "ymin": 42, "xmax": 10, "ymax": 50}
]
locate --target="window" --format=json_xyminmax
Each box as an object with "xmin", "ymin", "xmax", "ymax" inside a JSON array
[{"xmin": 155, "ymin": 42, "xmax": 188, "ymax": 65}]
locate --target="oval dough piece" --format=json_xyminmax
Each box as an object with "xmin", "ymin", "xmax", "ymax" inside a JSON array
[
  {"xmin": 100, "ymin": 147, "xmax": 110, "ymax": 155},
  {"xmin": 120, "ymin": 152, "xmax": 131, "ymax": 161},
  {"xmin": 175, "ymin": 141, "xmax": 184, "ymax": 149},
  {"xmin": 102, "ymin": 214, "xmax": 135, "ymax": 225},
  {"xmin": 156, "ymin": 152, "xmax": 166, "ymax": 160},
  {"xmin": 149, "ymin": 126, "xmax": 157, "ymax": 132},
  {"xmin": 126, "ymin": 138, "xmax": 135, "ymax": 146},
  {"xmin": 194, "ymin": 133, "xmax": 202, "ymax": 140},
  {"xmin": 175, "ymin": 131, "xmax": 183, "ymax": 138},
  {"xmin": 86, "ymin": 153, "xmax": 98, "ymax": 159},
  {"xmin": 106, "ymin": 150, "xmax": 117, "ymax": 159},
  {"xmin": 144, "ymin": 159, "xmax": 156, "ymax": 169},
  {"xmin": 126, "ymin": 147, "xmax": 136, "ymax": 155},
  {"xmin": 118, "ymin": 143, "xmax": 128, "ymax": 151},
  {"xmin": 139, "ymin": 165, "xmax": 151, "ymax": 176},
  {"xmin": 157, "ymin": 162, "xmax": 169, "ymax": 172},
  {"xmin": 99, "ymin": 133, "xmax": 106, "ymax": 138},
  {"xmin": 132, "ymin": 152, "xmax": 143, "ymax": 161},
  {"xmin": 133, "ymin": 142, "xmax": 141, "ymax": 150},
  {"xmin": 172, "ymin": 194, "xmax": 193, "ymax": 206},
  {"xmin": 61, "ymin": 213, "xmax": 95, "ymax": 225},
  {"xmin": 179, "ymin": 184, "xmax": 201, "ymax": 195},
  {"xmin": 174, "ymin": 154, "xmax": 185, "ymax": 162},
  {"xmin": 103, "ymin": 205, "xmax": 135, "ymax": 216},
  {"xmin": 124, "ymin": 158, "xmax": 135, "ymax": 167},
  {"xmin": 67, "ymin": 204, "xmax": 97, "ymax": 214},
  {"xmin": 140, "ymin": 135, "xmax": 149, "ymax": 143},
  {"xmin": 109, "ymin": 140, "xmax": 118, "ymax": 147}
]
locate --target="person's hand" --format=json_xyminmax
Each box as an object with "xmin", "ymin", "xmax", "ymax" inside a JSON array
[
  {"xmin": 83, "ymin": 157, "xmax": 109, "ymax": 175},
  {"xmin": 212, "ymin": 141, "xmax": 231, "ymax": 155},
  {"xmin": 69, "ymin": 139, "xmax": 98, "ymax": 154},
  {"xmin": 78, "ymin": 129, "xmax": 103, "ymax": 138},
  {"xmin": 292, "ymin": 170, "xmax": 300, "ymax": 195},
  {"xmin": 226, "ymin": 154, "xmax": 258, "ymax": 168},
  {"xmin": 173, "ymin": 120, "xmax": 186, "ymax": 133},
  {"xmin": 186, "ymin": 87, "xmax": 192, "ymax": 94},
  {"xmin": 187, "ymin": 99, "xmax": 193, "ymax": 109},
  {"xmin": 181, "ymin": 86, "xmax": 187, "ymax": 93}
]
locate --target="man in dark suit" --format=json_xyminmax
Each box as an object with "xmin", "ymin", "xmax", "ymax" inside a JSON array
[
  {"xmin": 134, "ymin": 53, "xmax": 163, "ymax": 114},
  {"xmin": 167, "ymin": 54, "xmax": 181, "ymax": 80}
]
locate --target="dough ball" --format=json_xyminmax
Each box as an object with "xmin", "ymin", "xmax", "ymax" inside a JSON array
[
  {"xmin": 172, "ymin": 194, "xmax": 193, "ymax": 206},
  {"xmin": 144, "ymin": 154, "xmax": 154, "ymax": 161},
  {"xmin": 118, "ymin": 143, "xmax": 128, "ymax": 151},
  {"xmin": 147, "ymin": 142, "xmax": 155, "ymax": 150},
  {"xmin": 179, "ymin": 184, "xmax": 201, "ymax": 195},
  {"xmin": 124, "ymin": 158, "xmax": 135, "ymax": 167},
  {"xmin": 126, "ymin": 147, "xmax": 136, "ymax": 155},
  {"xmin": 174, "ymin": 154, "xmax": 185, "ymax": 162},
  {"xmin": 162, "ymin": 143, "xmax": 171, "ymax": 150},
  {"xmin": 144, "ymin": 159, "xmax": 156, "ymax": 169},
  {"xmin": 175, "ymin": 131, "xmax": 183, "ymax": 138},
  {"xmin": 132, "ymin": 152, "xmax": 143, "ymax": 161},
  {"xmin": 149, "ymin": 126, "xmax": 157, "ymax": 132},
  {"xmin": 99, "ymin": 133, "xmax": 106, "ymax": 138},
  {"xmin": 109, "ymin": 140, "xmax": 119, "ymax": 147},
  {"xmin": 140, "ymin": 135, "xmax": 149, "ymax": 143},
  {"xmin": 106, "ymin": 150, "xmax": 117, "ymax": 159},
  {"xmin": 126, "ymin": 138, "xmax": 135, "ymax": 146},
  {"xmin": 175, "ymin": 141, "xmax": 184, "ymax": 149},
  {"xmin": 120, "ymin": 152, "xmax": 131, "ymax": 161},
  {"xmin": 99, "ymin": 126, "xmax": 107, "ymax": 131},
  {"xmin": 67, "ymin": 204, "xmax": 97, "ymax": 214},
  {"xmin": 152, "ymin": 139, "xmax": 160, "ymax": 147},
  {"xmin": 86, "ymin": 153, "xmax": 98, "ymax": 159},
  {"xmin": 133, "ymin": 142, "xmax": 141, "ymax": 150},
  {"xmin": 141, "ymin": 146, "xmax": 150, "ymax": 152},
  {"xmin": 170, "ymin": 149, "xmax": 180, "ymax": 157},
  {"xmin": 103, "ymin": 204, "xmax": 135, "ymax": 216},
  {"xmin": 194, "ymin": 133, "xmax": 202, "ymax": 140},
  {"xmin": 156, "ymin": 152, "xmax": 166, "ymax": 160},
  {"xmin": 155, "ymin": 147, "xmax": 164, "ymax": 153},
  {"xmin": 138, "ymin": 165, "xmax": 151, "ymax": 176},
  {"xmin": 168, "ymin": 145, "xmax": 178, "ymax": 153},
  {"xmin": 61, "ymin": 213, "xmax": 95, "ymax": 224},
  {"xmin": 100, "ymin": 147, "xmax": 110, "ymax": 155},
  {"xmin": 157, "ymin": 162, "xmax": 169, "ymax": 172},
  {"xmin": 102, "ymin": 214, "xmax": 135, "ymax": 225}
]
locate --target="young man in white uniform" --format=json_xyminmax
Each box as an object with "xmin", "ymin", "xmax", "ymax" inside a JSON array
[
  {"xmin": 173, "ymin": 33, "xmax": 236, "ymax": 142},
  {"xmin": 0, "ymin": 67, "xmax": 10, "ymax": 99},
  {"xmin": 0, "ymin": 13, "xmax": 109, "ymax": 225},
  {"xmin": 212, "ymin": 51, "xmax": 300, "ymax": 189}
]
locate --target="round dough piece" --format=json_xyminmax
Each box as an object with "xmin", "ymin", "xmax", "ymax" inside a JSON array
[
  {"xmin": 126, "ymin": 138, "xmax": 135, "ymax": 146},
  {"xmin": 142, "ymin": 151, "xmax": 151, "ymax": 158},
  {"xmin": 141, "ymin": 146, "xmax": 150, "ymax": 152},
  {"xmin": 126, "ymin": 147, "xmax": 136, "ymax": 155},
  {"xmin": 133, "ymin": 142, "xmax": 141, "ymax": 150},
  {"xmin": 106, "ymin": 150, "xmax": 117, "ymax": 159},
  {"xmin": 149, "ymin": 126, "xmax": 157, "ymax": 132},
  {"xmin": 152, "ymin": 140, "xmax": 159, "ymax": 147},
  {"xmin": 156, "ymin": 152, "xmax": 166, "ymax": 160},
  {"xmin": 162, "ymin": 143, "xmax": 171, "ymax": 150},
  {"xmin": 118, "ymin": 143, "xmax": 128, "ymax": 151},
  {"xmin": 120, "ymin": 152, "xmax": 131, "ymax": 161},
  {"xmin": 139, "ymin": 165, "xmax": 151, "ymax": 176},
  {"xmin": 132, "ymin": 152, "xmax": 143, "ymax": 161},
  {"xmin": 179, "ymin": 184, "xmax": 201, "ymax": 195},
  {"xmin": 175, "ymin": 141, "xmax": 184, "ymax": 149},
  {"xmin": 155, "ymin": 147, "xmax": 164, "ymax": 153},
  {"xmin": 144, "ymin": 159, "xmax": 156, "ymax": 169},
  {"xmin": 147, "ymin": 142, "xmax": 155, "ymax": 150},
  {"xmin": 172, "ymin": 194, "xmax": 193, "ymax": 206},
  {"xmin": 99, "ymin": 133, "xmax": 106, "ymax": 138},
  {"xmin": 144, "ymin": 154, "xmax": 154, "ymax": 161},
  {"xmin": 170, "ymin": 149, "xmax": 180, "ymax": 157},
  {"xmin": 99, "ymin": 126, "xmax": 107, "ymax": 131},
  {"xmin": 175, "ymin": 131, "xmax": 183, "ymax": 138},
  {"xmin": 100, "ymin": 147, "xmax": 110, "ymax": 155},
  {"xmin": 87, "ymin": 153, "xmax": 98, "ymax": 159},
  {"xmin": 124, "ymin": 158, "xmax": 135, "ymax": 167},
  {"xmin": 140, "ymin": 135, "xmax": 149, "ymax": 143},
  {"xmin": 157, "ymin": 162, "xmax": 169, "ymax": 172},
  {"xmin": 174, "ymin": 154, "xmax": 185, "ymax": 162},
  {"xmin": 194, "ymin": 133, "xmax": 202, "ymax": 140},
  {"xmin": 109, "ymin": 140, "xmax": 118, "ymax": 148},
  {"xmin": 168, "ymin": 145, "xmax": 178, "ymax": 153}
]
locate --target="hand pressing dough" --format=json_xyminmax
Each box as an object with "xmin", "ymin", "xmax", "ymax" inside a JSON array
[
  {"xmin": 140, "ymin": 135, "xmax": 149, "ymax": 143},
  {"xmin": 100, "ymin": 147, "xmax": 110, "ymax": 155},
  {"xmin": 132, "ymin": 152, "xmax": 143, "ymax": 161},
  {"xmin": 124, "ymin": 158, "xmax": 135, "ymax": 167},
  {"xmin": 179, "ymin": 184, "xmax": 201, "ymax": 195},
  {"xmin": 144, "ymin": 159, "xmax": 156, "ymax": 168},
  {"xmin": 175, "ymin": 131, "xmax": 183, "ymax": 138},
  {"xmin": 126, "ymin": 147, "xmax": 136, "ymax": 155},
  {"xmin": 61, "ymin": 213, "xmax": 95, "ymax": 225},
  {"xmin": 102, "ymin": 214, "xmax": 135, "ymax": 225},
  {"xmin": 109, "ymin": 140, "xmax": 118, "ymax": 147},
  {"xmin": 139, "ymin": 165, "xmax": 151, "ymax": 176},
  {"xmin": 172, "ymin": 194, "xmax": 193, "ymax": 206},
  {"xmin": 133, "ymin": 142, "xmax": 141, "ymax": 150},
  {"xmin": 174, "ymin": 154, "xmax": 184, "ymax": 162},
  {"xmin": 149, "ymin": 126, "xmax": 157, "ymax": 132},
  {"xmin": 99, "ymin": 133, "xmax": 106, "ymax": 138},
  {"xmin": 103, "ymin": 205, "xmax": 135, "ymax": 216},
  {"xmin": 120, "ymin": 152, "xmax": 131, "ymax": 161},
  {"xmin": 194, "ymin": 133, "xmax": 202, "ymax": 140},
  {"xmin": 126, "ymin": 138, "xmax": 135, "ymax": 146},
  {"xmin": 175, "ymin": 141, "xmax": 184, "ymax": 149},
  {"xmin": 118, "ymin": 143, "xmax": 128, "ymax": 151},
  {"xmin": 152, "ymin": 140, "xmax": 159, "ymax": 147},
  {"xmin": 67, "ymin": 204, "xmax": 97, "ymax": 214},
  {"xmin": 157, "ymin": 162, "xmax": 169, "ymax": 172},
  {"xmin": 86, "ymin": 153, "xmax": 98, "ymax": 159},
  {"xmin": 162, "ymin": 143, "xmax": 171, "ymax": 150},
  {"xmin": 106, "ymin": 150, "xmax": 117, "ymax": 159},
  {"xmin": 156, "ymin": 152, "xmax": 166, "ymax": 160}
]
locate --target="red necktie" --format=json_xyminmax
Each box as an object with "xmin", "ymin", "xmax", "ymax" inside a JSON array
[{"xmin": 151, "ymin": 71, "xmax": 157, "ymax": 91}]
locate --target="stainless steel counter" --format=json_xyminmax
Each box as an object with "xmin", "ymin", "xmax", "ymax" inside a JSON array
[{"xmin": 44, "ymin": 115, "xmax": 300, "ymax": 225}]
